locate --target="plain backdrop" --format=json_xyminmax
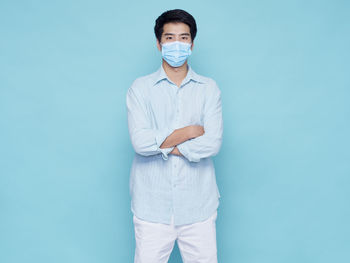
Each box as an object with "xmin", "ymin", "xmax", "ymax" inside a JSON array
[{"xmin": 1, "ymin": 0, "xmax": 349, "ymax": 262}]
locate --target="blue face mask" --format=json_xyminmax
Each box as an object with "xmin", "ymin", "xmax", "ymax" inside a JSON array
[{"xmin": 161, "ymin": 41, "xmax": 192, "ymax": 67}]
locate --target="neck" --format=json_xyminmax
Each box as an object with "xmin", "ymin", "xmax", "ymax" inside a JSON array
[{"xmin": 162, "ymin": 60, "xmax": 188, "ymax": 87}]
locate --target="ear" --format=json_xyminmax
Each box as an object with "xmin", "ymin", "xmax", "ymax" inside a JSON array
[
  {"xmin": 156, "ymin": 39, "xmax": 161, "ymax": 52},
  {"xmin": 190, "ymin": 41, "xmax": 194, "ymax": 50}
]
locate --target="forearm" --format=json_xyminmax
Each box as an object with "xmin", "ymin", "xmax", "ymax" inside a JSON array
[
  {"xmin": 160, "ymin": 127, "xmax": 190, "ymax": 148},
  {"xmin": 160, "ymin": 125, "xmax": 203, "ymax": 149}
]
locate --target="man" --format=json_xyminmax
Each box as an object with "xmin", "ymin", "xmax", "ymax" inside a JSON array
[{"xmin": 126, "ymin": 9, "xmax": 223, "ymax": 263}]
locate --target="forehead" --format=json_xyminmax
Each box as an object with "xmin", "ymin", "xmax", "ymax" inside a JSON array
[{"xmin": 162, "ymin": 22, "xmax": 190, "ymax": 35}]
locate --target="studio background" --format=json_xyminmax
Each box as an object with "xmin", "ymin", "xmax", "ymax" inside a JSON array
[{"xmin": 1, "ymin": 0, "xmax": 349, "ymax": 262}]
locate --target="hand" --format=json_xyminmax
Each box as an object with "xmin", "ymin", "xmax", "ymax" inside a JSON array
[
  {"xmin": 187, "ymin": 125, "xmax": 205, "ymax": 139},
  {"xmin": 170, "ymin": 147, "xmax": 182, "ymax": 156}
]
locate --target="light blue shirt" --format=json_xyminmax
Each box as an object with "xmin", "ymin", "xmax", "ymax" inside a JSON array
[{"xmin": 126, "ymin": 64, "xmax": 223, "ymax": 225}]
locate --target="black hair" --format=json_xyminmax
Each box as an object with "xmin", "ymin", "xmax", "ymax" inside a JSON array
[{"xmin": 154, "ymin": 9, "xmax": 197, "ymax": 43}]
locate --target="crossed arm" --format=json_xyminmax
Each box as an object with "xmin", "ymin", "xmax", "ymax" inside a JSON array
[{"xmin": 160, "ymin": 125, "xmax": 205, "ymax": 156}]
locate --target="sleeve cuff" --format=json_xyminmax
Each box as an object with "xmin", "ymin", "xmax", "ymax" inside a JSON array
[
  {"xmin": 177, "ymin": 142, "xmax": 200, "ymax": 162},
  {"xmin": 155, "ymin": 127, "xmax": 175, "ymax": 160},
  {"xmin": 160, "ymin": 146, "xmax": 175, "ymax": 160}
]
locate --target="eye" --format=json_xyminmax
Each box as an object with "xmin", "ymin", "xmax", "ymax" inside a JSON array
[{"xmin": 166, "ymin": 36, "xmax": 173, "ymax": 40}]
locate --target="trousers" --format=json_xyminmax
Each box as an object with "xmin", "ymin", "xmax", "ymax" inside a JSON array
[{"xmin": 133, "ymin": 210, "xmax": 218, "ymax": 263}]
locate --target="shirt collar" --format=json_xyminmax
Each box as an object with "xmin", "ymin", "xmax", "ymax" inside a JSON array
[{"xmin": 153, "ymin": 64, "xmax": 206, "ymax": 86}]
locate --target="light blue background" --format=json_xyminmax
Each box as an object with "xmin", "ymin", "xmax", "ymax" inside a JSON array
[{"xmin": 1, "ymin": 0, "xmax": 349, "ymax": 262}]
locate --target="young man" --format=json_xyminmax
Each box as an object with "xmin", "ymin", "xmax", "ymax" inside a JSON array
[{"xmin": 126, "ymin": 9, "xmax": 223, "ymax": 263}]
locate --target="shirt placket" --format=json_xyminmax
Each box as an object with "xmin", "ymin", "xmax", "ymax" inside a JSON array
[{"xmin": 171, "ymin": 84, "xmax": 182, "ymax": 220}]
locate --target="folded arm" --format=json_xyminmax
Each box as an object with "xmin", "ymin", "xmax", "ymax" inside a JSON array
[
  {"xmin": 160, "ymin": 125, "xmax": 205, "ymax": 157},
  {"xmin": 126, "ymin": 84, "xmax": 175, "ymax": 160},
  {"xmin": 160, "ymin": 125, "xmax": 204, "ymax": 149},
  {"xmin": 176, "ymin": 82, "xmax": 223, "ymax": 162}
]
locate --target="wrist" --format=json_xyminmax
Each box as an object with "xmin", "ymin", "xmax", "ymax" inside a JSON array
[{"xmin": 171, "ymin": 146, "xmax": 182, "ymax": 156}]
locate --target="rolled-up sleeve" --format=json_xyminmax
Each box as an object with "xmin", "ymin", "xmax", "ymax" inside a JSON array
[
  {"xmin": 126, "ymin": 81, "xmax": 174, "ymax": 160},
  {"xmin": 177, "ymin": 82, "xmax": 223, "ymax": 162}
]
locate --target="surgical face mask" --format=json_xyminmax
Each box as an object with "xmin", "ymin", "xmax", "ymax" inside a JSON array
[{"xmin": 161, "ymin": 41, "xmax": 192, "ymax": 67}]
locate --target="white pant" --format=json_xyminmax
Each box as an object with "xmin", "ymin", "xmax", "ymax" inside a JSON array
[{"xmin": 133, "ymin": 210, "xmax": 218, "ymax": 263}]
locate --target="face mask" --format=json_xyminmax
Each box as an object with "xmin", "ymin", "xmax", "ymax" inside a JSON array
[{"xmin": 161, "ymin": 41, "xmax": 192, "ymax": 67}]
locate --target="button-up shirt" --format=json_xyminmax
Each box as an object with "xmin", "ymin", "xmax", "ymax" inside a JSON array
[{"xmin": 126, "ymin": 64, "xmax": 223, "ymax": 225}]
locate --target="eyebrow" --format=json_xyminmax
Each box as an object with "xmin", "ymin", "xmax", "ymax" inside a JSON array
[{"xmin": 163, "ymin": 33, "xmax": 190, "ymax": 36}]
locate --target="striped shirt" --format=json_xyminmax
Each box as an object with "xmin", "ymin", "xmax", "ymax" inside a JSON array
[{"xmin": 126, "ymin": 64, "xmax": 223, "ymax": 225}]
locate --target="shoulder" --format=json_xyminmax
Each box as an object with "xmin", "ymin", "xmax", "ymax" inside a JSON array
[
  {"xmin": 129, "ymin": 72, "xmax": 156, "ymax": 90},
  {"xmin": 190, "ymin": 67, "xmax": 219, "ymax": 89},
  {"xmin": 193, "ymin": 72, "xmax": 220, "ymax": 95},
  {"xmin": 127, "ymin": 69, "xmax": 159, "ymax": 95}
]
